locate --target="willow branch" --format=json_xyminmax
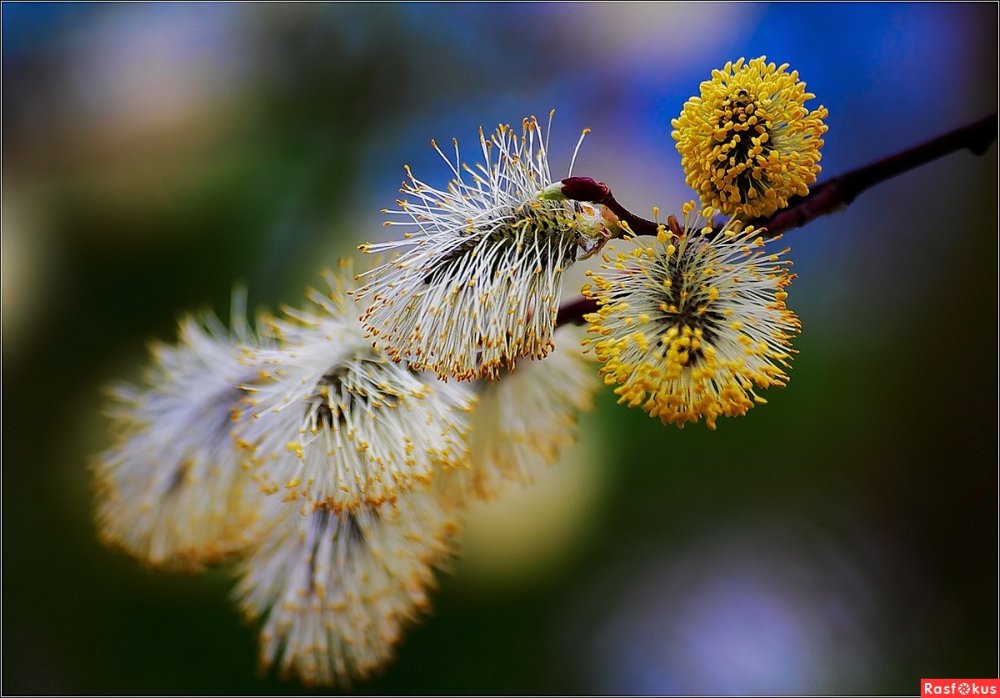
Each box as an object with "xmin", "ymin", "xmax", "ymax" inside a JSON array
[
  {"xmin": 752, "ymin": 111, "xmax": 998, "ymax": 237},
  {"xmin": 555, "ymin": 112, "xmax": 998, "ymax": 327},
  {"xmin": 559, "ymin": 177, "xmax": 660, "ymax": 237}
]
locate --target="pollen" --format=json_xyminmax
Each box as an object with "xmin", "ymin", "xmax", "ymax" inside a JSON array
[
  {"xmin": 92, "ymin": 300, "xmax": 268, "ymax": 570},
  {"xmin": 447, "ymin": 326, "xmax": 599, "ymax": 502},
  {"xmin": 671, "ymin": 56, "xmax": 828, "ymax": 218},
  {"xmin": 236, "ymin": 264, "xmax": 476, "ymax": 513},
  {"xmin": 584, "ymin": 202, "xmax": 800, "ymax": 428},
  {"xmin": 355, "ymin": 115, "xmax": 611, "ymax": 381},
  {"xmin": 235, "ymin": 494, "xmax": 456, "ymax": 687}
]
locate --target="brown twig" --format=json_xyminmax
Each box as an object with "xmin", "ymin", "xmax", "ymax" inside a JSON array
[
  {"xmin": 559, "ymin": 176, "xmax": 660, "ymax": 237},
  {"xmin": 555, "ymin": 112, "xmax": 998, "ymax": 327},
  {"xmin": 753, "ymin": 112, "xmax": 998, "ymax": 237},
  {"xmin": 555, "ymin": 295, "xmax": 597, "ymax": 326}
]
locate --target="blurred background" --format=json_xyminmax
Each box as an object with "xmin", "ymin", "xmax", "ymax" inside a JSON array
[{"xmin": 3, "ymin": 3, "xmax": 997, "ymax": 694}]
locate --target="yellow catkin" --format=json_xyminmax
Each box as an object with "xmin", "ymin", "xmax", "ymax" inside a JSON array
[
  {"xmin": 583, "ymin": 203, "xmax": 800, "ymax": 429},
  {"xmin": 671, "ymin": 56, "xmax": 828, "ymax": 218}
]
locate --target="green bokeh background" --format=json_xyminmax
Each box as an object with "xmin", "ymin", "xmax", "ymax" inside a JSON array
[{"xmin": 3, "ymin": 3, "xmax": 997, "ymax": 694}]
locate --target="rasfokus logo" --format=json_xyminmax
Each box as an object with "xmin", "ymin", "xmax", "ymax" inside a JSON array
[{"xmin": 922, "ymin": 679, "xmax": 1000, "ymax": 696}]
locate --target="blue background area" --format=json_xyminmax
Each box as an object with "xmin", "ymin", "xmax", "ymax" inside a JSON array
[{"xmin": 3, "ymin": 3, "xmax": 997, "ymax": 694}]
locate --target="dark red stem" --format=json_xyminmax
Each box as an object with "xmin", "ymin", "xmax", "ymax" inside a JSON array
[
  {"xmin": 559, "ymin": 176, "xmax": 660, "ymax": 236},
  {"xmin": 556, "ymin": 112, "xmax": 998, "ymax": 326},
  {"xmin": 556, "ymin": 295, "xmax": 597, "ymax": 326},
  {"xmin": 754, "ymin": 111, "xmax": 998, "ymax": 237}
]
